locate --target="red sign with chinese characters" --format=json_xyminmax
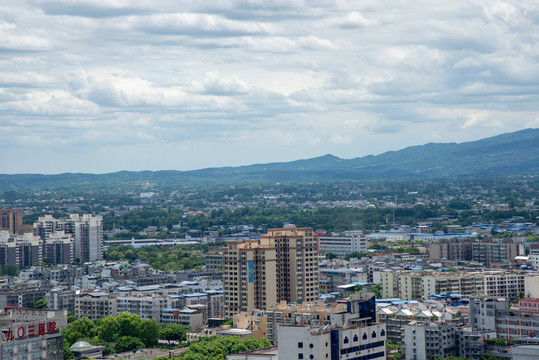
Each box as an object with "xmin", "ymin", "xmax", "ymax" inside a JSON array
[{"xmin": 2, "ymin": 321, "xmax": 57, "ymax": 341}]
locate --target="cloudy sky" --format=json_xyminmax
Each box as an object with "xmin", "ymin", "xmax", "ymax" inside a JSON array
[{"xmin": 1, "ymin": 1, "xmax": 538, "ymax": 174}]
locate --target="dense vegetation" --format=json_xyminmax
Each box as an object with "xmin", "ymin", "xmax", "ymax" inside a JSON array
[
  {"xmin": 156, "ymin": 336, "xmax": 272, "ymax": 360},
  {"xmin": 0, "ymin": 265, "xmax": 19, "ymax": 277},
  {"xmin": 104, "ymin": 244, "xmax": 218, "ymax": 271},
  {"xmin": 63, "ymin": 312, "xmax": 160, "ymax": 359},
  {"xmin": 102, "ymin": 203, "xmax": 537, "ymax": 235}
]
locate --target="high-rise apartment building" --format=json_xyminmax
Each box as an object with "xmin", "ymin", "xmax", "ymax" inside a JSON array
[
  {"xmin": 0, "ymin": 209, "xmax": 23, "ymax": 235},
  {"xmin": 44, "ymin": 232, "xmax": 74, "ymax": 265},
  {"xmin": 34, "ymin": 214, "xmax": 103, "ymax": 264},
  {"xmin": 72, "ymin": 214, "xmax": 103, "ymax": 263},
  {"xmin": 223, "ymin": 226, "xmax": 319, "ymax": 318},
  {"xmin": 0, "ymin": 231, "xmax": 42, "ymax": 269}
]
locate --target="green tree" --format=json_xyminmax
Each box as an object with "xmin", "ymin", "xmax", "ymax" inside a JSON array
[
  {"xmin": 116, "ymin": 312, "xmax": 141, "ymax": 338},
  {"xmin": 63, "ymin": 317, "xmax": 97, "ymax": 346},
  {"xmin": 114, "ymin": 336, "xmax": 145, "ymax": 353},
  {"xmin": 63, "ymin": 342, "xmax": 75, "ymax": 360},
  {"xmin": 480, "ymin": 354, "xmax": 506, "ymax": 360},
  {"xmin": 174, "ymin": 336, "xmax": 270, "ymax": 360},
  {"xmin": 34, "ymin": 298, "xmax": 47, "ymax": 309},
  {"xmin": 325, "ymin": 252, "xmax": 338, "ymax": 260},
  {"xmin": 67, "ymin": 311, "xmax": 77, "ymax": 323},
  {"xmin": 138, "ymin": 319, "xmax": 160, "ymax": 347},
  {"xmin": 98, "ymin": 316, "xmax": 120, "ymax": 342},
  {"xmin": 160, "ymin": 324, "xmax": 190, "ymax": 344},
  {"xmin": 370, "ymin": 284, "xmax": 382, "ymax": 299},
  {"xmin": 344, "ymin": 252, "xmax": 371, "ymax": 261}
]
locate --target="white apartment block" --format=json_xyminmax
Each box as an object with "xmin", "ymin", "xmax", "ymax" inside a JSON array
[
  {"xmin": 381, "ymin": 270, "xmax": 529, "ymax": 301},
  {"xmin": 33, "ymin": 214, "xmax": 103, "ymax": 264},
  {"xmin": 402, "ymin": 322, "xmax": 457, "ymax": 360},
  {"xmin": 319, "ymin": 231, "xmax": 367, "ymax": 256},
  {"xmin": 75, "ymin": 293, "xmax": 117, "ymax": 320},
  {"xmin": 160, "ymin": 308, "xmax": 204, "ymax": 329},
  {"xmin": 116, "ymin": 295, "xmax": 170, "ymax": 321}
]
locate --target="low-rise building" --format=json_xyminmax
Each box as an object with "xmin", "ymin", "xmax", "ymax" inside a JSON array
[
  {"xmin": 455, "ymin": 328, "xmax": 496, "ymax": 360},
  {"xmin": 116, "ymin": 294, "xmax": 170, "ymax": 321},
  {"xmin": 160, "ymin": 308, "xmax": 204, "ymax": 329},
  {"xmin": 382, "ymin": 270, "xmax": 528, "ymax": 301},
  {"xmin": 74, "ymin": 293, "xmax": 117, "ymax": 320},
  {"xmin": 402, "ymin": 322, "xmax": 457, "ymax": 360},
  {"xmin": 318, "ymin": 231, "xmax": 367, "ymax": 256}
]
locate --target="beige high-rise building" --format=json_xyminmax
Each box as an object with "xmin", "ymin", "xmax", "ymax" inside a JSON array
[
  {"xmin": 0, "ymin": 209, "xmax": 23, "ymax": 235},
  {"xmin": 223, "ymin": 226, "xmax": 319, "ymax": 318}
]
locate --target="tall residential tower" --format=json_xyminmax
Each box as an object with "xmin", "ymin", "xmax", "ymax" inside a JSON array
[{"xmin": 223, "ymin": 226, "xmax": 319, "ymax": 318}]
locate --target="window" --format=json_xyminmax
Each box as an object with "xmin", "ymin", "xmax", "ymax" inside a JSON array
[
  {"xmin": 298, "ymin": 342, "xmax": 303, "ymax": 348},
  {"xmin": 298, "ymin": 354, "xmax": 303, "ymax": 359}
]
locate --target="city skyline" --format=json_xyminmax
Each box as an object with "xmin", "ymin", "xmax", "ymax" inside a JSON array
[{"xmin": 1, "ymin": 1, "xmax": 538, "ymax": 174}]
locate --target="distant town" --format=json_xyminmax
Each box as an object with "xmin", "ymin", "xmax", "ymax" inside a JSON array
[{"xmin": 0, "ymin": 176, "xmax": 538, "ymax": 360}]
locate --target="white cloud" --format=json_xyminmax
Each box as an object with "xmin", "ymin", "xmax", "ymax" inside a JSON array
[
  {"xmin": 0, "ymin": 0, "xmax": 537, "ymax": 173},
  {"xmin": 192, "ymin": 72, "xmax": 250, "ymax": 95},
  {"xmin": 0, "ymin": 22, "xmax": 51, "ymax": 51},
  {"xmin": 132, "ymin": 13, "xmax": 274, "ymax": 35},
  {"xmin": 297, "ymin": 36, "xmax": 338, "ymax": 50},
  {"xmin": 330, "ymin": 133, "xmax": 353, "ymax": 144},
  {"xmin": 0, "ymin": 72, "xmax": 54, "ymax": 86},
  {"xmin": 330, "ymin": 11, "xmax": 380, "ymax": 28},
  {"xmin": 1, "ymin": 90, "xmax": 98, "ymax": 115}
]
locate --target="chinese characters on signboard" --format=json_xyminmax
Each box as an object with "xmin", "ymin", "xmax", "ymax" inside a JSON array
[{"xmin": 2, "ymin": 321, "xmax": 57, "ymax": 341}]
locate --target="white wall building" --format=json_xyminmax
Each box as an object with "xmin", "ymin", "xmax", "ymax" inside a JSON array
[
  {"xmin": 278, "ymin": 293, "xmax": 386, "ymax": 360},
  {"xmin": 319, "ymin": 231, "xmax": 367, "ymax": 256}
]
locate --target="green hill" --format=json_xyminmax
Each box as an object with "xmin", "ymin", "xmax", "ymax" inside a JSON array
[{"xmin": 0, "ymin": 128, "xmax": 537, "ymax": 191}]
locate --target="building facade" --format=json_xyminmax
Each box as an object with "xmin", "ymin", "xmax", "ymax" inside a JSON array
[
  {"xmin": 402, "ymin": 322, "xmax": 457, "ymax": 360},
  {"xmin": 278, "ymin": 293, "xmax": 386, "ymax": 360},
  {"xmin": 0, "ymin": 309, "xmax": 67, "ymax": 360},
  {"xmin": 0, "ymin": 231, "xmax": 42, "ymax": 269},
  {"xmin": 381, "ymin": 270, "xmax": 527, "ymax": 301},
  {"xmin": 33, "ymin": 214, "xmax": 103, "ymax": 264},
  {"xmin": 0, "ymin": 209, "xmax": 24, "ymax": 235},
  {"xmin": 428, "ymin": 238, "xmax": 521, "ymax": 266},
  {"xmin": 223, "ymin": 226, "xmax": 319, "ymax": 318},
  {"xmin": 318, "ymin": 231, "xmax": 367, "ymax": 256}
]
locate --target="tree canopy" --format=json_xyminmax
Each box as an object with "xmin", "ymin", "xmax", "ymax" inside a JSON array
[
  {"xmin": 62, "ymin": 312, "xmax": 160, "ymax": 359},
  {"xmin": 161, "ymin": 336, "xmax": 271, "ymax": 360}
]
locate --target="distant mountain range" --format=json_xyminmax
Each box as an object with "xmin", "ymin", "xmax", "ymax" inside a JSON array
[{"xmin": 1, "ymin": 128, "xmax": 538, "ymax": 191}]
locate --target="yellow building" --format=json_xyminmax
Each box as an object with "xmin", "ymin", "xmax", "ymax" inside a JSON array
[{"xmin": 223, "ymin": 226, "xmax": 319, "ymax": 318}]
